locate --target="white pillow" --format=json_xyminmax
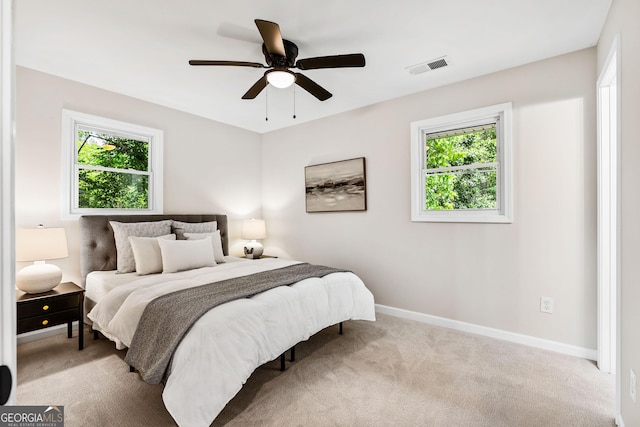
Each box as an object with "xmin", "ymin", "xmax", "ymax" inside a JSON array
[
  {"xmin": 129, "ymin": 234, "xmax": 176, "ymax": 275},
  {"xmin": 110, "ymin": 220, "xmax": 172, "ymax": 273},
  {"xmin": 184, "ymin": 230, "xmax": 225, "ymax": 263},
  {"xmin": 158, "ymin": 237, "xmax": 216, "ymax": 273}
]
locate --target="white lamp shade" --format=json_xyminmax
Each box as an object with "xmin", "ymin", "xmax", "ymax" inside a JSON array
[
  {"xmin": 16, "ymin": 227, "xmax": 68, "ymax": 293},
  {"xmin": 241, "ymin": 219, "xmax": 266, "ymax": 240},
  {"xmin": 16, "ymin": 227, "xmax": 68, "ymax": 261},
  {"xmin": 266, "ymin": 70, "xmax": 295, "ymax": 88}
]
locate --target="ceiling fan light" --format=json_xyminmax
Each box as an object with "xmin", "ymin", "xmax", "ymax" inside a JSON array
[{"xmin": 267, "ymin": 70, "xmax": 295, "ymax": 88}]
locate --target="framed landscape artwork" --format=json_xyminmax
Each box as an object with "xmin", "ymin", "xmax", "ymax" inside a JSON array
[{"xmin": 305, "ymin": 157, "xmax": 367, "ymax": 212}]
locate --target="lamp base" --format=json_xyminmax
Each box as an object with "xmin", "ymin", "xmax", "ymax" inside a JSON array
[
  {"xmin": 16, "ymin": 262, "xmax": 62, "ymax": 294},
  {"xmin": 243, "ymin": 241, "xmax": 264, "ymax": 259}
]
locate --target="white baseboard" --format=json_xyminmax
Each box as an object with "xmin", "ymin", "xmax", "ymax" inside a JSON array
[
  {"xmin": 375, "ymin": 304, "xmax": 597, "ymax": 361},
  {"xmin": 17, "ymin": 321, "xmax": 80, "ymax": 345}
]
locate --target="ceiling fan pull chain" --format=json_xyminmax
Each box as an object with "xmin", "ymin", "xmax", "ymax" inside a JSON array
[
  {"xmin": 293, "ymin": 86, "xmax": 296, "ymax": 119},
  {"xmin": 265, "ymin": 86, "xmax": 269, "ymax": 121}
]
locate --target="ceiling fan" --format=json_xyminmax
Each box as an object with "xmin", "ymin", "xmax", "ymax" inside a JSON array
[{"xmin": 189, "ymin": 19, "xmax": 366, "ymax": 101}]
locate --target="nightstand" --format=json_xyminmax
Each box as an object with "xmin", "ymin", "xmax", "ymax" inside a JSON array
[{"xmin": 17, "ymin": 282, "xmax": 85, "ymax": 350}]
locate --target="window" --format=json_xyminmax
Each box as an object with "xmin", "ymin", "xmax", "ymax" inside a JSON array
[
  {"xmin": 62, "ymin": 110, "xmax": 163, "ymax": 218},
  {"xmin": 410, "ymin": 103, "xmax": 512, "ymax": 223}
]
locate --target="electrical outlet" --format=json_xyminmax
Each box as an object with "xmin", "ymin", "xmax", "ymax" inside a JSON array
[
  {"xmin": 631, "ymin": 369, "xmax": 637, "ymax": 403},
  {"xmin": 540, "ymin": 297, "xmax": 554, "ymax": 314}
]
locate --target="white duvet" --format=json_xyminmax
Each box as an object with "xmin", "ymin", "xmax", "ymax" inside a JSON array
[{"xmin": 87, "ymin": 258, "xmax": 376, "ymax": 426}]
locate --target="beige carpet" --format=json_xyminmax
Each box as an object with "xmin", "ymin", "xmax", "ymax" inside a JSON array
[{"xmin": 17, "ymin": 313, "xmax": 615, "ymax": 426}]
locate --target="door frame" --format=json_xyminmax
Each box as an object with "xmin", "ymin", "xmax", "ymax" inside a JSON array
[
  {"xmin": 596, "ymin": 33, "xmax": 620, "ymax": 417},
  {"xmin": 0, "ymin": 0, "xmax": 16, "ymax": 406}
]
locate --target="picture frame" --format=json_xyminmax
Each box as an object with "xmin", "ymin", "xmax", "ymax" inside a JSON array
[{"xmin": 305, "ymin": 157, "xmax": 367, "ymax": 213}]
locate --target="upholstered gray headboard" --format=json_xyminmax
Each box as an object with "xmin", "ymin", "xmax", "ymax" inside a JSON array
[{"xmin": 79, "ymin": 214, "xmax": 228, "ymax": 287}]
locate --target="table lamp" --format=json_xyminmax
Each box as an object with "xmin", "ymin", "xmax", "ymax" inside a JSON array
[
  {"xmin": 16, "ymin": 225, "xmax": 69, "ymax": 293},
  {"xmin": 241, "ymin": 219, "xmax": 266, "ymax": 259}
]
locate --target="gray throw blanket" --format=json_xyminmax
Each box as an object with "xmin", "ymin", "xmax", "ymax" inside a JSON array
[{"xmin": 124, "ymin": 263, "xmax": 348, "ymax": 384}]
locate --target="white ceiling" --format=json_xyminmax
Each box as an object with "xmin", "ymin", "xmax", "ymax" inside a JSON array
[{"xmin": 15, "ymin": 0, "xmax": 611, "ymax": 134}]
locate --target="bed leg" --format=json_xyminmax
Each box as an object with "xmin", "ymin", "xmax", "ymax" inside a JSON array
[
  {"xmin": 93, "ymin": 330, "xmax": 99, "ymax": 340},
  {"xmin": 339, "ymin": 322, "xmax": 343, "ymax": 335},
  {"xmin": 290, "ymin": 346, "xmax": 295, "ymax": 362},
  {"xmin": 129, "ymin": 366, "xmax": 135, "ymax": 373},
  {"xmin": 280, "ymin": 354, "xmax": 285, "ymax": 372}
]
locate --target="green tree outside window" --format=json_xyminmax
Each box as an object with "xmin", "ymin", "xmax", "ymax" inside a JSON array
[
  {"xmin": 424, "ymin": 126, "xmax": 497, "ymax": 210},
  {"xmin": 76, "ymin": 131, "xmax": 150, "ymax": 209}
]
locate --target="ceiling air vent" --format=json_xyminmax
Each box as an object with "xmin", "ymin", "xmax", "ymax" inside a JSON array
[
  {"xmin": 406, "ymin": 56, "xmax": 449, "ymax": 75},
  {"xmin": 427, "ymin": 58, "xmax": 448, "ymax": 70}
]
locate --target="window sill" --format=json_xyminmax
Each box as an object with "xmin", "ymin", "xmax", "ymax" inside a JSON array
[{"xmin": 411, "ymin": 210, "xmax": 513, "ymax": 223}]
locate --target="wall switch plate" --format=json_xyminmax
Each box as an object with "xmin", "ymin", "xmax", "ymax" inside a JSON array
[
  {"xmin": 631, "ymin": 369, "xmax": 637, "ymax": 403},
  {"xmin": 540, "ymin": 297, "xmax": 554, "ymax": 314}
]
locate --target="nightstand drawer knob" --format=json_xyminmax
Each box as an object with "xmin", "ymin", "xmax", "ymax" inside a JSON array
[
  {"xmin": 41, "ymin": 320, "xmax": 49, "ymax": 326},
  {"xmin": 42, "ymin": 305, "xmax": 49, "ymax": 311}
]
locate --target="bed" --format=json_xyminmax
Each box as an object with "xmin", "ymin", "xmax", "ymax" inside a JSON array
[{"xmin": 79, "ymin": 214, "xmax": 376, "ymax": 426}]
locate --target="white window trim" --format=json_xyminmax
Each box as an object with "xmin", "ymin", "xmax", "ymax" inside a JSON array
[
  {"xmin": 62, "ymin": 109, "xmax": 163, "ymax": 219},
  {"xmin": 410, "ymin": 102, "xmax": 513, "ymax": 223}
]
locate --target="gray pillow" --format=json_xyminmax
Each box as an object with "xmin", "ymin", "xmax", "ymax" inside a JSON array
[
  {"xmin": 110, "ymin": 220, "xmax": 172, "ymax": 273},
  {"xmin": 172, "ymin": 220, "xmax": 217, "ymax": 240}
]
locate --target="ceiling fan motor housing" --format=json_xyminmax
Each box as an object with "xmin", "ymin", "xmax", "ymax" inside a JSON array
[{"xmin": 262, "ymin": 39, "xmax": 299, "ymax": 67}]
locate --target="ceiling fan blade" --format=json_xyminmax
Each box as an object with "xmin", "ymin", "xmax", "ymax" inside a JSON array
[
  {"xmin": 294, "ymin": 73, "xmax": 332, "ymax": 101},
  {"xmin": 255, "ymin": 19, "xmax": 286, "ymax": 57},
  {"xmin": 189, "ymin": 60, "xmax": 265, "ymax": 68},
  {"xmin": 295, "ymin": 53, "xmax": 365, "ymax": 70},
  {"xmin": 242, "ymin": 75, "xmax": 268, "ymax": 99}
]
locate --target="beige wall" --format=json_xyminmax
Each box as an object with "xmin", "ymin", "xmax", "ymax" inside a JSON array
[
  {"xmin": 597, "ymin": 0, "xmax": 640, "ymax": 424},
  {"xmin": 261, "ymin": 48, "xmax": 597, "ymax": 350},
  {"xmin": 15, "ymin": 67, "xmax": 262, "ymax": 285},
  {"xmin": 15, "ymin": 44, "xmax": 604, "ymax": 368}
]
